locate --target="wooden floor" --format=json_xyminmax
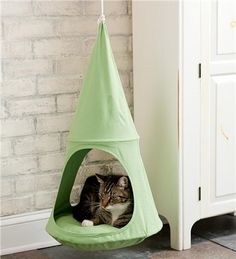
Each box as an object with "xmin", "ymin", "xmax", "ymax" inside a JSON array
[{"xmin": 2, "ymin": 215, "xmax": 236, "ymax": 259}]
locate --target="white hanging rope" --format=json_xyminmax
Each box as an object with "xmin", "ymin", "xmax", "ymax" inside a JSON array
[
  {"xmin": 98, "ymin": 0, "xmax": 105, "ymax": 24},
  {"xmin": 101, "ymin": 0, "xmax": 104, "ymax": 17}
]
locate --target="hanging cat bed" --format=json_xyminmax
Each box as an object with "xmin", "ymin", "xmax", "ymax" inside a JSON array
[{"xmin": 46, "ymin": 14, "xmax": 163, "ymax": 250}]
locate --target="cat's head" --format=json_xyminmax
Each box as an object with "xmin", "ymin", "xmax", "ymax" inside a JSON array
[{"xmin": 95, "ymin": 174, "xmax": 132, "ymax": 211}]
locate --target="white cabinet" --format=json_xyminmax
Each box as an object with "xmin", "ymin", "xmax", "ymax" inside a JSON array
[
  {"xmin": 132, "ymin": 0, "xmax": 236, "ymax": 250},
  {"xmin": 201, "ymin": 0, "xmax": 236, "ymax": 219}
]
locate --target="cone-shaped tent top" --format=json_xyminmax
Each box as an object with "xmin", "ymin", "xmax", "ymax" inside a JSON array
[
  {"xmin": 46, "ymin": 20, "xmax": 162, "ymax": 250},
  {"xmin": 69, "ymin": 22, "xmax": 139, "ymax": 143}
]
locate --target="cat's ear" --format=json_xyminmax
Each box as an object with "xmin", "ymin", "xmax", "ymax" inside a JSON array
[
  {"xmin": 117, "ymin": 176, "xmax": 129, "ymax": 188},
  {"xmin": 95, "ymin": 174, "xmax": 106, "ymax": 184}
]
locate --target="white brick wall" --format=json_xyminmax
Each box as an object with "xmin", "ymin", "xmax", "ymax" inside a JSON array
[
  {"xmin": 33, "ymin": 1, "xmax": 83, "ymax": 16},
  {"xmin": 3, "ymin": 79, "xmax": 36, "ymax": 97},
  {"xmin": 8, "ymin": 97, "xmax": 56, "ymax": 116},
  {"xmin": 3, "ymin": 59, "xmax": 54, "ymax": 79},
  {"xmin": 35, "ymin": 174, "xmax": 61, "ymax": 192},
  {"xmin": 3, "ymin": 18, "xmax": 55, "ymax": 40},
  {"xmin": 33, "ymin": 38, "xmax": 82, "ymax": 57},
  {"xmin": 36, "ymin": 113, "xmax": 73, "ymax": 133},
  {"xmin": 2, "ymin": 40, "xmax": 33, "ymax": 59},
  {"xmin": 38, "ymin": 152, "xmax": 65, "ymax": 171},
  {"xmin": 37, "ymin": 76, "xmax": 80, "ymax": 95},
  {"xmin": 1, "ymin": 139, "xmax": 13, "ymax": 158},
  {"xmin": 13, "ymin": 134, "xmax": 60, "ymax": 155},
  {"xmin": 57, "ymin": 94, "xmax": 77, "ymax": 113},
  {"xmin": 1, "ymin": 118, "xmax": 35, "ymax": 137},
  {"xmin": 15, "ymin": 174, "xmax": 35, "ymax": 194},
  {"xmin": 1, "ymin": 156, "xmax": 38, "ymax": 176},
  {"xmin": 1, "ymin": 0, "xmax": 133, "ymax": 216},
  {"xmin": 1, "ymin": 2, "xmax": 33, "ymax": 17}
]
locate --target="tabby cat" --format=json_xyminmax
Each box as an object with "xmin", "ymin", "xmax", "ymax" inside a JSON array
[{"xmin": 72, "ymin": 174, "xmax": 133, "ymax": 228}]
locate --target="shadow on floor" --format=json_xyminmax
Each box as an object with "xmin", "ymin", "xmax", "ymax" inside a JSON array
[
  {"xmin": 2, "ymin": 214, "xmax": 236, "ymax": 259},
  {"xmin": 192, "ymin": 214, "xmax": 236, "ymax": 251}
]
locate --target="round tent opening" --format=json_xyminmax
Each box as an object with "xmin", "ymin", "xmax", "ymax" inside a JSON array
[
  {"xmin": 70, "ymin": 149, "xmax": 133, "ymax": 203},
  {"xmin": 70, "ymin": 149, "xmax": 135, "ymax": 228}
]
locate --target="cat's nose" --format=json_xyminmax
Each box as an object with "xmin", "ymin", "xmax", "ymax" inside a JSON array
[
  {"xmin": 102, "ymin": 201, "xmax": 108, "ymax": 209},
  {"xmin": 101, "ymin": 198, "xmax": 109, "ymax": 208},
  {"xmin": 101, "ymin": 202, "xmax": 107, "ymax": 208}
]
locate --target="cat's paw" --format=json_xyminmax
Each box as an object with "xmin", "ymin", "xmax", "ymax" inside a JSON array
[{"xmin": 81, "ymin": 219, "xmax": 94, "ymax": 227}]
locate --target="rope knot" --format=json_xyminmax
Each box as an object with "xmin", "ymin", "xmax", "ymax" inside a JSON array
[{"xmin": 97, "ymin": 14, "xmax": 106, "ymax": 24}]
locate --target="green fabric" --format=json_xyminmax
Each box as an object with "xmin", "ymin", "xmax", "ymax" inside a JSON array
[{"xmin": 46, "ymin": 21, "xmax": 163, "ymax": 250}]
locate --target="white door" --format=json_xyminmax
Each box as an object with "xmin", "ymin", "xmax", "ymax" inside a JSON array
[{"xmin": 201, "ymin": 0, "xmax": 236, "ymax": 218}]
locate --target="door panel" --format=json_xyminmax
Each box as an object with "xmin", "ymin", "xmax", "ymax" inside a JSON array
[
  {"xmin": 217, "ymin": 0, "xmax": 236, "ymax": 55},
  {"xmin": 211, "ymin": 76, "xmax": 236, "ymax": 198},
  {"xmin": 201, "ymin": 0, "xmax": 236, "ymax": 218}
]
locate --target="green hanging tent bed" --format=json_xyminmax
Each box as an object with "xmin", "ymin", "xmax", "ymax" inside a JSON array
[{"xmin": 46, "ymin": 16, "xmax": 163, "ymax": 250}]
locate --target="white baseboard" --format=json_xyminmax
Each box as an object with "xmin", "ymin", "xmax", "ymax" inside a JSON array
[{"xmin": 0, "ymin": 209, "xmax": 60, "ymax": 256}]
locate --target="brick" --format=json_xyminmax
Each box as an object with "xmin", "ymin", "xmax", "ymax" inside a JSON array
[
  {"xmin": 0, "ymin": 139, "xmax": 13, "ymax": 158},
  {"xmin": 1, "ymin": 199, "xmax": 14, "ymax": 216},
  {"xmin": 3, "ymin": 59, "xmax": 53, "ymax": 79},
  {"xmin": 60, "ymin": 131, "xmax": 69, "ymax": 150},
  {"xmin": 3, "ymin": 18, "xmax": 55, "ymax": 40},
  {"xmin": 1, "ymin": 118, "xmax": 35, "ymax": 137},
  {"xmin": 38, "ymin": 152, "xmax": 65, "ymax": 171},
  {"xmin": 0, "ymin": 104, "xmax": 9, "ymax": 119},
  {"xmin": 85, "ymin": 1, "xmax": 128, "ymax": 16},
  {"xmin": 0, "ymin": 109, "xmax": 8, "ymax": 119},
  {"xmin": 114, "ymin": 53, "xmax": 132, "ymax": 71},
  {"xmin": 57, "ymin": 94, "xmax": 77, "ymax": 113},
  {"xmin": 55, "ymin": 56, "xmax": 89, "ymax": 75},
  {"xmin": 35, "ymin": 173, "xmax": 61, "ymax": 192},
  {"xmin": 15, "ymin": 174, "xmax": 35, "ymax": 193},
  {"xmin": 110, "ymin": 36, "xmax": 129, "ymax": 53},
  {"xmin": 1, "ymin": 2, "xmax": 33, "ymax": 17},
  {"xmin": 34, "ymin": 191, "xmax": 57, "ymax": 210},
  {"xmin": 128, "ymin": 0, "xmax": 132, "ymax": 15},
  {"xmin": 81, "ymin": 37, "xmax": 96, "ymax": 56},
  {"xmin": 2, "ymin": 78, "xmax": 36, "ymax": 97},
  {"xmin": 36, "ymin": 113, "xmax": 73, "ymax": 133},
  {"xmin": 106, "ymin": 16, "xmax": 132, "ymax": 35},
  {"xmin": 128, "ymin": 35, "xmax": 132, "ymax": 52},
  {"xmin": 55, "ymin": 17, "xmax": 97, "ymax": 36},
  {"xmin": 8, "ymin": 97, "xmax": 56, "ymax": 116},
  {"xmin": 1, "ymin": 156, "xmax": 38, "ymax": 176},
  {"xmin": 33, "ymin": 38, "xmax": 82, "ymax": 57},
  {"xmin": 14, "ymin": 134, "xmax": 60, "ymax": 155},
  {"xmin": 129, "ymin": 71, "xmax": 133, "ymax": 88},
  {"xmin": 33, "ymin": 1, "xmax": 83, "ymax": 16},
  {"xmin": 80, "ymin": 164, "xmax": 112, "ymax": 179},
  {"xmin": 110, "ymin": 161, "xmax": 127, "ymax": 175},
  {"xmin": 119, "ymin": 71, "xmax": 130, "ymax": 88},
  {"xmin": 70, "ymin": 186, "xmax": 82, "ymax": 204},
  {"xmin": 86, "ymin": 149, "xmax": 115, "ymax": 163},
  {"xmin": 1, "ymin": 178, "xmax": 14, "ymax": 197},
  {"xmin": 1, "ymin": 196, "xmax": 33, "ymax": 216},
  {"xmin": 38, "ymin": 76, "xmax": 80, "ymax": 95},
  {"xmin": 2, "ymin": 40, "xmax": 33, "ymax": 59},
  {"xmin": 124, "ymin": 86, "xmax": 133, "ymax": 106}
]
